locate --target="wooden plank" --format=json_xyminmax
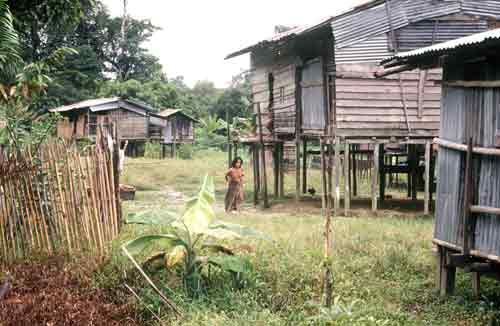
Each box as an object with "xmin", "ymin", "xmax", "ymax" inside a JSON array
[
  {"xmin": 338, "ymin": 122, "xmax": 441, "ymax": 130},
  {"xmin": 338, "ymin": 128, "xmax": 438, "ymax": 138},
  {"xmin": 336, "ymin": 85, "xmax": 441, "ymax": 94},
  {"xmin": 337, "ymin": 108, "xmax": 441, "ymax": 116},
  {"xmin": 337, "ymin": 115, "xmax": 441, "ymax": 123},
  {"xmin": 295, "ymin": 65, "xmax": 302, "ymax": 202},
  {"xmin": 336, "ymin": 92, "xmax": 442, "ymax": 101},
  {"xmin": 320, "ymin": 138, "xmax": 327, "ymax": 214},
  {"xmin": 470, "ymin": 206, "xmax": 500, "ymax": 216},
  {"xmin": 444, "ymin": 80, "xmax": 500, "ymax": 88},
  {"xmin": 336, "ymin": 99, "xmax": 441, "ymax": 109},
  {"xmin": 334, "ymin": 138, "xmax": 341, "ymax": 216},
  {"xmin": 441, "ymin": 247, "xmax": 457, "ymax": 296},
  {"xmin": 434, "ymin": 138, "xmax": 500, "ymax": 157}
]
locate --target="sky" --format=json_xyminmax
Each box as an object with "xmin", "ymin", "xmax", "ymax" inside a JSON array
[{"xmin": 102, "ymin": 0, "xmax": 367, "ymax": 88}]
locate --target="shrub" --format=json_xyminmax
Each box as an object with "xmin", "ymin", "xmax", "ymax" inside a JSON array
[{"xmin": 178, "ymin": 144, "xmax": 194, "ymax": 160}]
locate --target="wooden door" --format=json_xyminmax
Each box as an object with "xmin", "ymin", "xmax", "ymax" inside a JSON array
[{"xmin": 301, "ymin": 58, "xmax": 326, "ymax": 131}]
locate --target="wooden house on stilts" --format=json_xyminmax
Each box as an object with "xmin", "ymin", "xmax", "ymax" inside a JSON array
[
  {"xmin": 381, "ymin": 28, "xmax": 500, "ymax": 297},
  {"xmin": 225, "ymin": 0, "xmax": 500, "ymax": 214}
]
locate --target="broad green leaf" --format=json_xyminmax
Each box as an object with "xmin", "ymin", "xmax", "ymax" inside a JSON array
[
  {"xmin": 209, "ymin": 221, "xmax": 272, "ymax": 241},
  {"xmin": 123, "ymin": 234, "xmax": 184, "ymax": 256},
  {"xmin": 125, "ymin": 210, "xmax": 178, "ymax": 226},
  {"xmin": 175, "ymin": 175, "xmax": 216, "ymax": 234},
  {"xmin": 166, "ymin": 245, "xmax": 187, "ymax": 268},
  {"xmin": 208, "ymin": 255, "xmax": 253, "ymax": 274}
]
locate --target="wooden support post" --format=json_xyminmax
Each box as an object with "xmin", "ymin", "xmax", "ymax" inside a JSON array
[
  {"xmin": 472, "ymin": 272, "xmax": 481, "ymax": 299},
  {"xmin": 320, "ymin": 138, "xmax": 327, "ymax": 213},
  {"xmin": 273, "ymin": 144, "xmax": 279, "ymax": 198},
  {"xmin": 327, "ymin": 140, "xmax": 333, "ymax": 209},
  {"xmin": 279, "ymin": 143, "xmax": 285, "ymax": 198},
  {"xmin": 252, "ymin": 144, "xmax": 259, "ymax": 206},
  {"xmin": 302, "ymin": 140, "xmax": 307, "ymax": 194},
  {"xmin": 257, "ymin": 103, "xmax": 269, "ymax": 209},
  {"xmin": 379, "ymin": 144, "xmax": 386, "ymax": 203},
  {"xmin": 440, "ymin": 248, "xmax": 457, "ymax": 296},
  {"xmin": 424, "ymin": 141, "xmax": 431, "ymax": 215},
  {"xmin": 344, "ymin": 143, "xmax": 350, "ymax": 216},
  {"xmin": 295, "ymin": 139, "xmax": 301, "ymax": 202},
  {"xmin": 227, "ymin": 109, "xmax": 232, "ymax": 168},
  {"xmin": 352, "ymin": 146, "xmax": 357, "ymax": 197},
  {"xmin": 411, "ymin": 145, "xmax": 418, "ymax": 201},
  {"xmin": 407, "ymin": 146, "xmax": 412, "ymax": 198},
  {"xmin": 334, "ymin": 138, "xmax": 341, "ymax": 216},
  {"xmin": 372, "ymin": 143, "xmax": 379, "ymax": 213},
  {"xmin": 172, "ymin": 118, "xmax": 177, "ymax": 159}
]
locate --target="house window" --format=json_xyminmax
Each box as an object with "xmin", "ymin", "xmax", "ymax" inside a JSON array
[
  {"xmin": 279, "ymin": 86, "xmax": 285, "ymax": 104},
  {"xmin": 88, "ymin": 113, "xmax": 97, "ymax": 136}
]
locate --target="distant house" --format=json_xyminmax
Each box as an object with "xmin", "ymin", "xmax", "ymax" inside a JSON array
[
  {"xmin": 50, "ymin": 98, "xmax": 168, "ymax": 156},
  {"xmin": 158, "ymin": 109, "xmax": 196, "ymax": 145}
]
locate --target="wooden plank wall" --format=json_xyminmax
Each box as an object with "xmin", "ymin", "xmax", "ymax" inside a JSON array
[
  {"xmin": 110, "ymin": 109, "xmax": 148, "ymax": 139},
  {"xmin": 334, "ymin": 63, "xmax": 442, "ymax": 138},
  {"xmin": 251, "ymin": 53, "xmax": 296, "ymax": 137}
]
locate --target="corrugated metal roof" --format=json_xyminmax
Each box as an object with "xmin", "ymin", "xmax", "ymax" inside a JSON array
[
  {"xmin": 461, "ymin": 0, "xmax": 500, "ymax": 19},
  {"xmin": 225, "ymin": 16, "xmax": 333, "ymax": 60},
  {"xmin": 335, "ymin": 34, "xmax": 392, "ymax": 63},
  {"xmin": 404, "ymin": 0, "xmax": 461, "ymax": 23},
  {"xmin": 332, "ymin": 0, "xmax": 408, "ymax": 49},
  {"xmin": 50, "ymin": 98, "xmax": 120, "ymax": 112},
  {"xmin": 382, "ymin": 28, "xmax": 500, "ymax": 62}
]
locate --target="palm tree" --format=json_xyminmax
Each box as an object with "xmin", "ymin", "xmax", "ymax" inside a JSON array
[{"xmin": 0, "ymin": 0, "xmax": 21, "ymax": 84}]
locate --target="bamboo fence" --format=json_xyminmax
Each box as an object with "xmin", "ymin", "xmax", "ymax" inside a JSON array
[{"xmin": 0, "ymin": 137, "xmax": 121, "ymax": 265}]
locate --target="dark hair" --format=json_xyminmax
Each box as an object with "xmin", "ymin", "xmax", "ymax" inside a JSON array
[{"xmin": 231, "ymin": 157, "xmax": 243, "ymax": 168}]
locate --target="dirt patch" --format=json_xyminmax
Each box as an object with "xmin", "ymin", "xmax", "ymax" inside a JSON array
[{"xmin": 0, "ymin": 257, "xmax": 139, "ymax": 326}]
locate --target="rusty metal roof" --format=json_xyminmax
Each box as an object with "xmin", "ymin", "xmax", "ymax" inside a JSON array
[
  {"xmin": 381, "ymin": 28, "xmax": 500, "ymax": 64},
  {"xmin": 49, "ymin": 98, "xmax": 158, "ymax": 115}
]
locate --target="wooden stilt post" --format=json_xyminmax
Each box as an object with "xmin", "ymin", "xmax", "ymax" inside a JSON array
[
  {"xmin": 379, "ymin": 144, "xmax": 386, "ymax": 203},
  {"xmin": 327, "ymin": 139, "xmax": 333, "ymax": 210},
  {"xmin": 257, "ymin": 103, "xmax": 269, "ymax": 209},
  {"xmin": 472, "ymin": 272, "xmax": 481, "ymax": 299},
  {"xmin": 424, "ymin": 141, "xmax": 431, "ymax": 215},
  {"xmin": 334, "ymin": 137, "xmax": 341, "ymax": 216},
  {"xmin": 320, "ymin": 138, "xmax": 327, "ymax": 213},
  {"xmin": 352, "ymin": 145, "xmax": 358, "ymax": 197},
  {"xmin": 407, "ymin": 145, "xmax": 412, "ymax": 198},
  {"xmin": 372, "ymin": 142, "xmax": 379, "ymax": 213},
  {"xmin": 463, "ymin": 138, "xmax": 474, "ymax": 255},
  {"xmin": 344, "ymin": 142, "xmax": 350, "ymax": 216},
  {"xmin": 439, "ymin": 247, "xmax": 456, "ymax": 296},
  {"xmin": 295, "ymin": 139, "xmax": 301, "ymax": 202},
  {"xmin": 252, "ymin": 144, "xmax": 259, "ymax": 206},
  {"xmin": 411, "ymin": 145, "xmax": 418, "ymax": 201},
  {"xmin": 274, "ymin": 144, "xmax": 279, "ymax": 198},
  {"xmin": 302, "ymin": 140, "xmax": 308, "ymax": 194},
  {"xmin": 279, "ymin": 143, "xmax": 285, "ymax": 198}
]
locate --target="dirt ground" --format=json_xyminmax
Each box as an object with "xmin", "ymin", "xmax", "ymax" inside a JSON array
[{"xmin": 0, "ymin": 257, "xmax": 139, "ymax": 326}]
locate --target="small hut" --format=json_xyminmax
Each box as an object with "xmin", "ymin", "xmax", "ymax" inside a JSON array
[
  {"xmin": 50, "ymin": 98, "xmax": 168, "ymax": 156},
  {"xmin": 381, "ymin": 28, "xmax": 500, "ymax": 296},
  {"xmin": 225, "ymin": 0, "xmax": 500, "ymax": 213},
  {"xmin": 158, "ymin": 109, "xmax": 196, "ymax": 144}
]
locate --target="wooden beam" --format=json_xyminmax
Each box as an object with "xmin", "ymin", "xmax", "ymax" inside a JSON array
[
  {"xmin": 444, "ymin": 80, "xmax": 500, "ymax": 88},
  {"xmin": 344, "ymin": 142, "xmax": 350, "ymax": 216},
  {"xmin": 424, "ymin": 141, "xmax": 431, "ymax": 215},
  {"xmin": 470, "ymin": 205, "xmax": 500, "ymax": 216},
  {"xmin": 279, "ymin": 143, "xmax": 285, "ymax": 198},
  {"xmin": 434, "ymin": 138, "xmax": 500, "ymax": 157},
  {"xmin": 379, "ymin": 144, "xmax": 386, "ymax": 203},
  {"xmin": 320, "ymin": 138, "xmax": 327, "ymax": 214},
  {"xmin": 295, "ymin": 65, "xmax": 302, "ymax": 203},
  {"xmin": 253, "ymin": 145, "xmax": 259, "ymax": 206},
  {"xmin": 352, "ymin": 146, "xmax": 358, "ymax": 197},
  {"xmin": 441, "ymin": 248, "xmax": 457, "ymax": 296},
  {"xmin": 472, "ymin": 272, "xmax": 481, "ymax": 299},
  {"xmin": 273, "ymin": 144, "xmax": 279, "ymax": 198}
]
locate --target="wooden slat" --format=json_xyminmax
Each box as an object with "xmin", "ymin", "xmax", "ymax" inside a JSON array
[
  {"xmin": 337, "ymin": 108, "xmax": 441, "ymax": 116},
  {"xmin": 470, "ymin": 206, "xmax": 500, "ymax": 216},
  {"xmin": 434, "ymin": 138, "xmax": 500, "ymax": 157}
]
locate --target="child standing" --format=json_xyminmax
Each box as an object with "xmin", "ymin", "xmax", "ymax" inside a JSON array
[{"xmin": 225, "ymin": 157, "xmax": 244, "ymax": 213}]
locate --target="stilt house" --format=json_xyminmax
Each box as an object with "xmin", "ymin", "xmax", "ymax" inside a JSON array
[
  {"xmin": 51, "ymin": 98, "xmax": 168, "ymax": 155},
  {"xmin": 158, "ymin": 109, "xmax": 196, "ymax": 145},
  {"xmin": 225, "ymin": 0, "xmax": 500, "ymax": 213},
  {"xmin": 381, "ymin": 28, "xmax": 500, "ymax": 297}
]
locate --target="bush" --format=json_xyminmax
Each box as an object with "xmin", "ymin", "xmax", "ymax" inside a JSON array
[
  {"xmin": 178, "ymin": 144, "xmax": 194, "ymax": 160},
  {"xmin": 144, "ymin": 142, "xmax": 161, "ymax": 159}
]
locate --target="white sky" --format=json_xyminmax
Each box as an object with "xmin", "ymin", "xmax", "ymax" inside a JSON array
[{"xmin": 102, "ymin": 0, "xmax": 365, "ymax": 88}]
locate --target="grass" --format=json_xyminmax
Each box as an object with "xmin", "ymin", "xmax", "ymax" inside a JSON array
[{"xmin": 98, "ymin": 149, "xmax": 500, "ymax": 325}]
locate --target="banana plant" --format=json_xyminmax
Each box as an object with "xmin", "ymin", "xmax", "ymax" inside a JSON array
[{"xmin": 122, "ymin": 175, "xmax": 269, "ymax": 296}]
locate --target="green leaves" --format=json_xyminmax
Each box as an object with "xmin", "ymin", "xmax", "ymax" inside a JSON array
[
  {"xmin": 123, "ymin": 234, "xmax": 184, "ymax": 256},
  {"xmin": 173, "ymin": 175, "xmax": 216, "ymax": 234},
  {"xmin": 208, "ymin": 255, "xmax": 253, "ymax": 274}
]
